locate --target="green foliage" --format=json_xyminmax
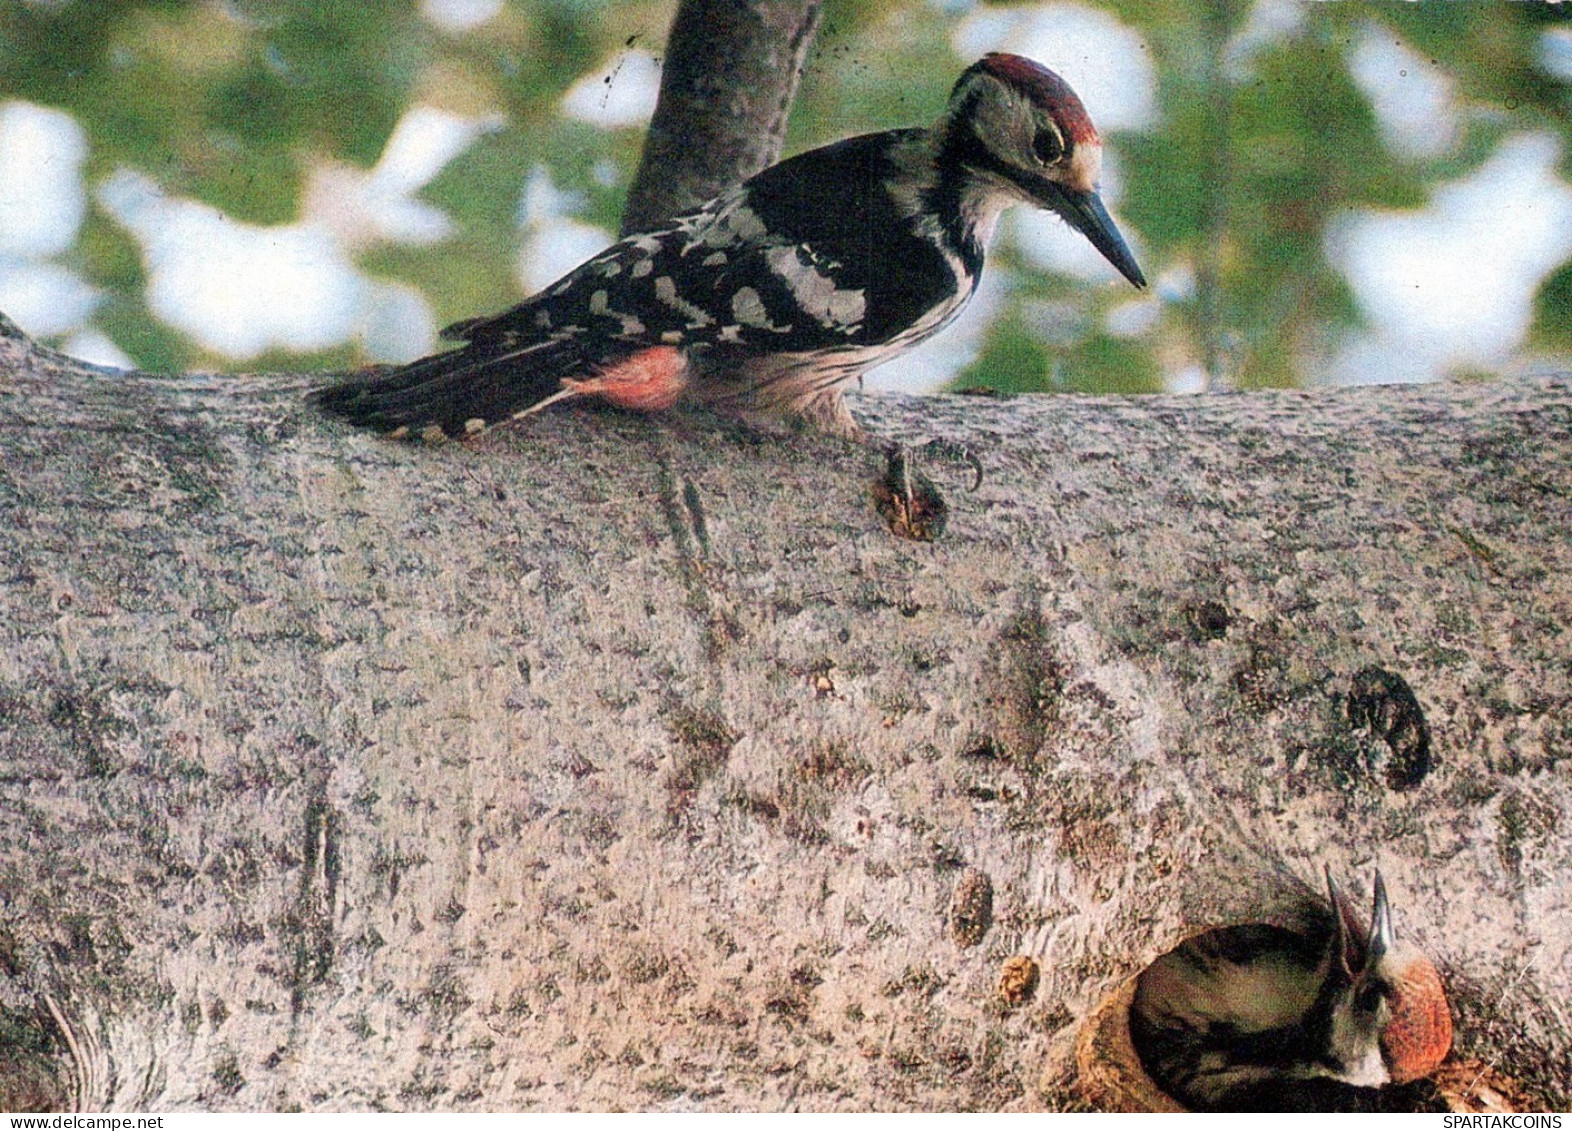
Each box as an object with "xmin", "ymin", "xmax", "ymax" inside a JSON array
[
  {"xmin": 1532, "ymin": 264, "xmax": 1572, "ymax": 353},
  {"xmin": 0, "ymin": 0, "xmax": 1568, "ymax": 393}
]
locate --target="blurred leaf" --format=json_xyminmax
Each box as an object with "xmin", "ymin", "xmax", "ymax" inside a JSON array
[{"xmin": 1530, "ymin": 263, "xmax": 1572, "ymax": 353}]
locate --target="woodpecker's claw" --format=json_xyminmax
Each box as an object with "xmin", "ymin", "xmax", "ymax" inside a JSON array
[{"xmin": 872, "ymin": 444, "xmax": 948, "ymax": 541}]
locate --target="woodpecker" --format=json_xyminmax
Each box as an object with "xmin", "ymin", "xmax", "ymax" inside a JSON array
[
  {"xmin": 1129, "ymin": 869, "xmax": 1453, "ymax": 1112},
  {"xmin": 312, "ymin": 53, "xmax": 1145, "ymax": 442}
]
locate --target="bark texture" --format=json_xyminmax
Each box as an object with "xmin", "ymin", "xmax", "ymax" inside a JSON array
[
  {"xmin": 619, "ymin": 0, "xmax": 822, "ymax": 234},
  {"xmin": 0, "ymin": 319, "xmax": 1569, "ymax": 1111}
]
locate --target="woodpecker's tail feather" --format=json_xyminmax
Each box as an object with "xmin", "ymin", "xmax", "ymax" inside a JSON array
[{"xmin": 311, "ymin": 338, "xmax": 579, "ymax": 441}]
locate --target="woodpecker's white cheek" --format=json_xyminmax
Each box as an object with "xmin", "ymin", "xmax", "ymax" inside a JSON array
[
  {"xmin": 1065, "ymin": 142, "xmax": 1103, "ymax": 196},
  {"xmin": 1340, "ymin": 1045, "xmax": 1391, "ymax": 1090}
]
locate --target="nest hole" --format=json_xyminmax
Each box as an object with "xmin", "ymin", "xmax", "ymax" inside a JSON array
[{"xmin": 1072, "ymin": 956, "xmax": 1535, "ymax": 1113}]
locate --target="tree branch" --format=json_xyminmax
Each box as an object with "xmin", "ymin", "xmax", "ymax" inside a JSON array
[
  {"xmin": 0, "ymin": 319, "xmax": 1567, "ymax": 1111},
  {"xmin": 621, "ymin": 0, "xmax": 822, "ymax": 234}
]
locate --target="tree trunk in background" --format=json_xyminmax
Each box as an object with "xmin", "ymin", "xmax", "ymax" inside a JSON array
[
  {"xmin": 0, "ymin": 318, "xmax": 1568, "ymax": 1111},
  {"xmin": 619, "ymin": 0, "xmax": 822, "ymax": 234}
]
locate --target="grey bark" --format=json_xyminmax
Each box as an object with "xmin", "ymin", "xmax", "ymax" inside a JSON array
[
  {"xmin": 0, "ymin": 317, "xmax": 1569, "ymax": 1111},
  {"xmin": 619, "ymin": 0, "xmax": 822, "ymax": 235}
]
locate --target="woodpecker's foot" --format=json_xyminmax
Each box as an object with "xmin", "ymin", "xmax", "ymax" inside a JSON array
[{"xmin": 871, "ymin": 444, "xmax": 948, "ymax": 541}]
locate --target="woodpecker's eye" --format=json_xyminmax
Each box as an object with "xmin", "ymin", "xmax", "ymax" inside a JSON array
[
  {"xmin": 1032, "ymin": 124, "xmax": 1064, "ymax": 164},
  {"xmin": 1356, "ymin": 983, "xmax": 1386, "ymax": 1013}
]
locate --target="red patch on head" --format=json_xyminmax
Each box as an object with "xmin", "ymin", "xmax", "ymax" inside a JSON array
[
  {"xmin": 568, "ymin": 345, "xmax": 688, "ymax": 413},
  {"xmin": 977, "ymin": 53, "xmax": 1100, "ymax": 145},
  {"xmin": 1381, "ymin": 953, "xmax": 1453, "ymax": 1084}
]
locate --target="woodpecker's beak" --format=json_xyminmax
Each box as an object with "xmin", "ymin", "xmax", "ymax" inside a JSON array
[
  {"xmin": 1051, "ymin": 186, "xmax": 1146, "ymax": 289},
  {"xmin": 1369, "ymin": 870, "xmax": 1394, "ymax": 961}
]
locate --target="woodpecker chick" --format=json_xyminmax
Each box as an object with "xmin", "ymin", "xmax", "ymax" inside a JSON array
[
  {"xmin": 1129, "ymin": 869, "xmax": 1452, "ymax": 1111},
  {"xmin": 313, "ymin": 54, "xmax": 1144, "ymax": 442}
]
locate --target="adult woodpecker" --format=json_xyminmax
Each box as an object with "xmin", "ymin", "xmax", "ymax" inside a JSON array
[
  {"xmin": 1129, "ymin": 869, "xmax": 1453, "ymax": 1112},
  {"xmin": 313, "ymin": 53, "xmax": 1145, "ymax": 442}
]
